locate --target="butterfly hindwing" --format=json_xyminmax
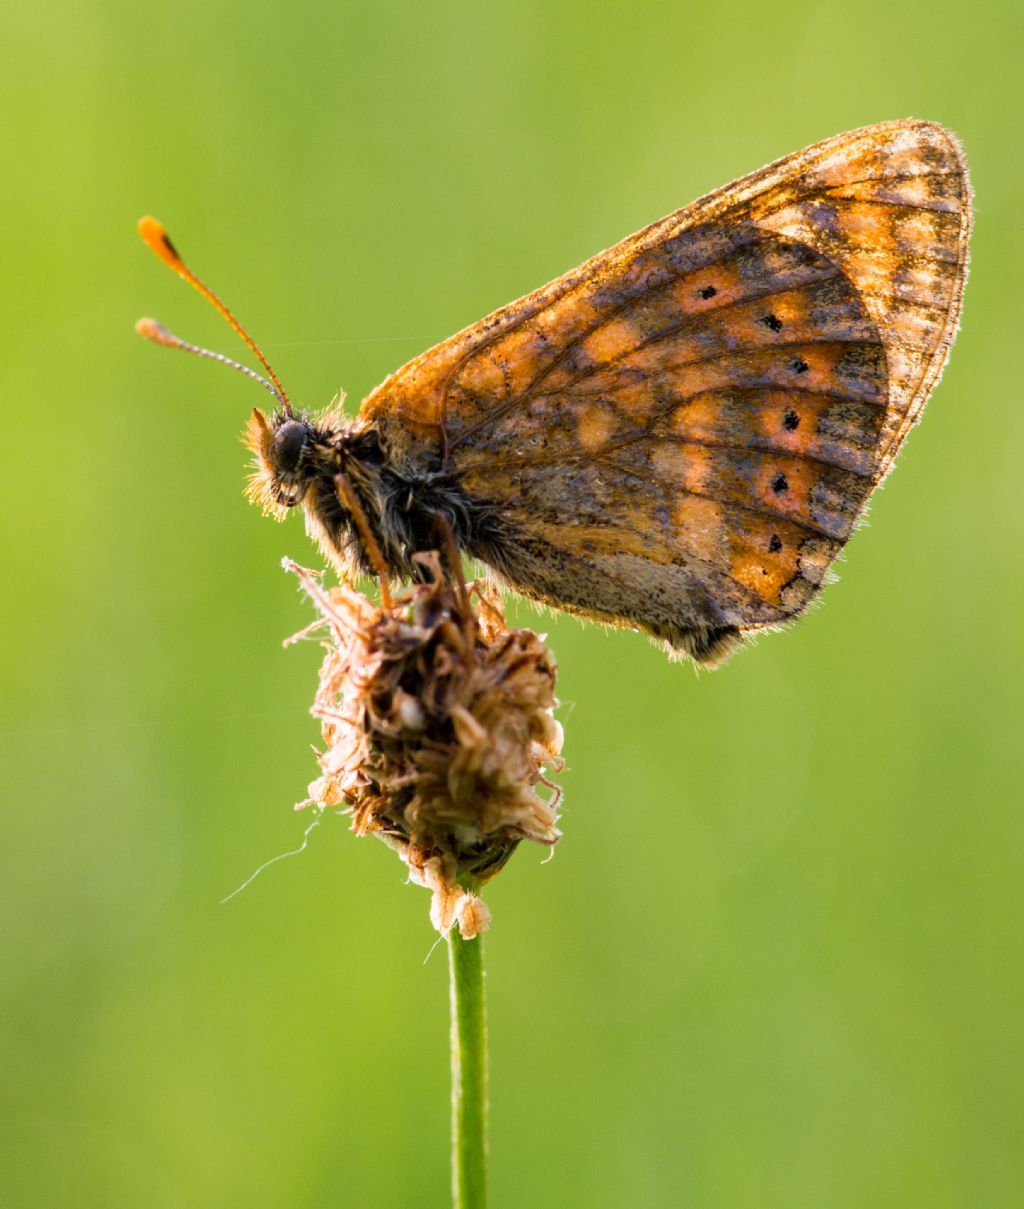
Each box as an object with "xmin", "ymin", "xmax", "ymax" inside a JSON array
[{"xmin": 360, "ymin": 120, "xmax": 970, "ymax": 663}]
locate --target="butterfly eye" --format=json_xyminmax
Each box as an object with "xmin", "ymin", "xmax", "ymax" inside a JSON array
[{"xmin": 272, "ymin": 419, "xmax": 309, "ymax": 475}]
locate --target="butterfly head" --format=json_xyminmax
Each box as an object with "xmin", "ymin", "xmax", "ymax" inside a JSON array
[
  {"xmin": 242, "ymin": 403, "xmax": 357, "ymax": 520},
  {"xmin": 243, "ymin": 407, "xmax": 315, "ymax": 517},
  {"xmin": 243, "ymin": 400, "xmax": 415, "ymax": 585}
]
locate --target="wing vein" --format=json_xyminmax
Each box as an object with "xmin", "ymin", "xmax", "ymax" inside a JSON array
[
  {"xmin": 590, "ymin": 455, "xmax": 843, "ymax": 542},
  {"xmin": 448, "ymin": 248, "xmax": 844, "ymax": 449}
]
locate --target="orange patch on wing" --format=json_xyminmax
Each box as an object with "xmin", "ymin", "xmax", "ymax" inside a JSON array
[
  {"xmin": 532, "ymin": 295, "xmax": 601, "ymax": 346},
  {"xmin": 667, "ymin": 263, "xmax": 746, "ymax": 313},
  {"xmin": 752, "ymin": 393, "xmax": 819, "ymax": 457},
  {"xmin": 595, "ymin": 379, "xmax": 660, "ymax": 423},
  {"xmin": 652, "ymin": 441, "xmax": 715, "ymax": 495},
  {"xmin": 581, "ymin": 315, "xmax": 641, "ymax": 364},
  {"xmin": 489, "ymin": 326, "xmax": 548, "ymax": 396},
  {"xmin": 840, "ymin": 249, "xmax": 902, "ymax": 298},
  {"xmin": 458, "ymin": 351, "xmax": 507, "ymax": 399},
  {"xmin": 575, "ymin": 402, "xmax": 618, "ymax": 450},
  {"xmin": 755, "ymin": 455, "xmax": 818, "ymax": 519},
  {"xmin": 784, "ymin": 344, "xmax": 846, "ymax": 391},
  {"xmin": 713, "ymin": 289, "xmax": 810, "ymax": 346},
  {"xmin": 728, "ymin": 525, "xmax": 802, "ymax": 603},
  {"xmin": 666, "ymin": 393, "xmax": 731, "ymax": 442},
  {"xmin": 833, "ymin": 202, "xmax": 897, "ymax": 254},
  {"xmin": 677, "ymin": 356, "xmax": 745, "ymax": 397}
]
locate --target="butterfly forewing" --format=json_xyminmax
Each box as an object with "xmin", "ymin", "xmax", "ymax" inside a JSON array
[{"xmin": 359, "ymin": 120, "xmax": 970, "ymax": 663}]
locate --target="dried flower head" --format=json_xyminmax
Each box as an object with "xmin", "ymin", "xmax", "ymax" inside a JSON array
[{"xmin": 285, "ymin": 555, "xmax": 564, "ymax": 938}]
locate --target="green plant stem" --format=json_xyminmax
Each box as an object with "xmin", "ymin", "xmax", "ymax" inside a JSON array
[{"xmin": 448, "ymin": 927, "xmax": 487, "ymax": 1209}]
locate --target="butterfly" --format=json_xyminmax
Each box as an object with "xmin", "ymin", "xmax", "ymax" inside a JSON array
[{"xmin": 137, "ymin": 119, "xmax": 971, "ymax": 667}]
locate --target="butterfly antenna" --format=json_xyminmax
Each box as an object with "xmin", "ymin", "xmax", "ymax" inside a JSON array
[
  {"xmin": 134, "ymin": 318, "xmax": 287, "ymax": 404},
  {"xmin": 135, "ymin": 216, "xmax": 293, "ymax": 415}
]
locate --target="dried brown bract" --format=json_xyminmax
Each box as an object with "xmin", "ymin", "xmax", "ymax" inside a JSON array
[{"xmin": 285, "ymin": 555, "xmax": 564, "ymax": 938}]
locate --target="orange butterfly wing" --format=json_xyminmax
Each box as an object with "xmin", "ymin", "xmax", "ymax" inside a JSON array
[{"xmin": 359, "ymin": 120, "xmax": 970, "ymax": 663}]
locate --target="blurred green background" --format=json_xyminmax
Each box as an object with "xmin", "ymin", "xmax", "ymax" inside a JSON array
[{"xmin": 2, "ymin": 1, "xmax": 1021, "ymax": 1205}]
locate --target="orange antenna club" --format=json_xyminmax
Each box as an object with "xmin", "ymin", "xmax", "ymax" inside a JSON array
[{"xmin": 136, "ymin": 216, "xmax": 293, "ymax": 414}]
